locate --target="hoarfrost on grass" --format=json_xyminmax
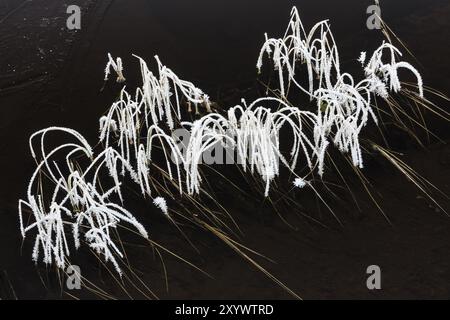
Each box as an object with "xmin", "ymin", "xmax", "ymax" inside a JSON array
[{"xmin": 19, "ymin": 6, "xmax": 426, "ymax": 275}]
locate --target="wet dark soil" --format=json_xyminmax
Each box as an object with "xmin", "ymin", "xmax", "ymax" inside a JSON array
[{"xmin": 0, "ymin": 0, "xmax": 449, "ymax": 299}]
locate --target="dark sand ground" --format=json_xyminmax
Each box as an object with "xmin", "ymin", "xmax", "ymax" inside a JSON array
[{"xmin": 0, "ymin": 0, "xmax": 449, "ymax": 299}]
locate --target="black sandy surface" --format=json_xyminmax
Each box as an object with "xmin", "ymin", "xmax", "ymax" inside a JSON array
[{"xmin": 0, "ymin": 0, "xmax": 449, "ymax": 299}]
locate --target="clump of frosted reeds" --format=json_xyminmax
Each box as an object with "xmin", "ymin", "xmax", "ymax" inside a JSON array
[
  {"xmin": 19, "ymin": 128, "xmax": 148, "ymax": 275},
  {"xmin": 134, "ymin": 54, "xmax": 211, "ymax": 130},
  {"xmin": 257, "ymin": 7, "xmax": 424, "ymax": 173}
]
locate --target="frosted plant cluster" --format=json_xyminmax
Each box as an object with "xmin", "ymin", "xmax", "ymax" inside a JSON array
[
  {"xmin": 19, "ymin": 7, "xmax": 424, "ymax": 275},
  {"xmin": 257, "ymin": 7, "xmax": 423, "ymax": 172},
  {"xmin": 19, "ymin": 128, "xmax": 148, "ymax": 274}
]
